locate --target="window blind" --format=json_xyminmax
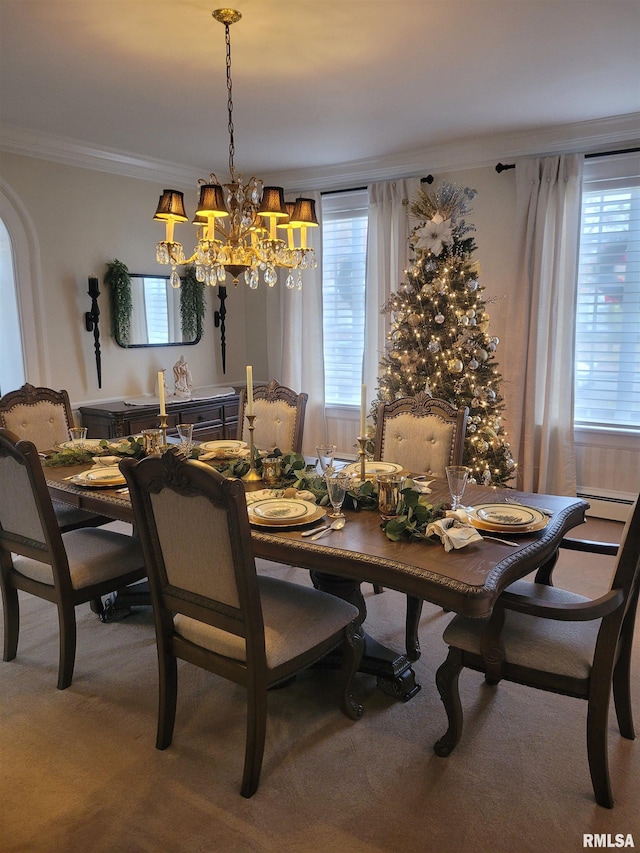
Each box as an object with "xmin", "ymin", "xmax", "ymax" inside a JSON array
[
  {"xmin": 574, "ymin": 153, "xmax": 640, "ymax": 429},
  {"xmin": 321, "ymin": 190, "xmax": 369, "ymax": 406}
]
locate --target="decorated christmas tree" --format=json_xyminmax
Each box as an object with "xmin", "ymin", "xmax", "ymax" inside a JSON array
[{"xmin": 374, "ymin": 182, "xmax": 515, "ymax": 486}]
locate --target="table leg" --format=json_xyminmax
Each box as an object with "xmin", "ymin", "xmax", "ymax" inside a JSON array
[
  {"xmin": 310, "ymin": 571, "xmax": 421, "ymax": 701},
  {"xmin": 100, "ymin": 580, "xmax": 151, "ymax": 621}
]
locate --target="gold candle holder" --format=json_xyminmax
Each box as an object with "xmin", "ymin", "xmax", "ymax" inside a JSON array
[
  {"xmin": 158, "ymin": 414, "xmax": 169, "ymax": 451},
  {"xmin": 242, "ymin": 413, "xmax": 263, "ymax": 482},
  {"xmin": 356, "ymin": 435, "xmax": 368, "ymax": 483}
]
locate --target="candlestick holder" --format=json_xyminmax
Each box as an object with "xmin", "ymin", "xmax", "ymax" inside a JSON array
[
  {"xmin": 159, "ymin": 414, "xmax": 169, "ymax": 451},
  {"xmin": 356, "ymin": 435, "xmax": 368, "ymax": 483},
  {"xmin": 242, "ymin": 413, "xmax": 262, "ymax": 482}
]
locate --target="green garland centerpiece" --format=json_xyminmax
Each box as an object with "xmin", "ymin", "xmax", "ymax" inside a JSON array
[
  {"xmin": 204, "ymin": 450, "xmax": 380, "ymax": 511},
  {"xmin": 380, "ymin": 487, "xmax": 447, "ymax": 541},
  {"xmin": 44, "ymin": 436, "xmax": 145, "ymax": 467}
]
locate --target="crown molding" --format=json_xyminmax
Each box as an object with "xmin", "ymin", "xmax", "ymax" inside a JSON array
[
  {"xmin": 1, "ymin": 113, "xmax": 638, "ymax": 192},
  {"xmin": 270, "ymin": 113, "xmax": 640, "ymax": 192},
  {"xmin": 0, "ymin": 126, "xmax": 202, "ymax": 186}
]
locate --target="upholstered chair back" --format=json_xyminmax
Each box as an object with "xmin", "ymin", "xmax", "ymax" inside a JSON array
[
  {"xmin": 121, "ymin": 451, "xmax": 265, "ymax": 664},
  {"xmin": 0, "ymin": 428, "xmax": 146, "ymax": 690},
  {"xmin": 0, "ymin": 431, "xmax": 51, "ymax": 552},
  {"xmin": 237, "ymin": 380, "xmax": 308, "ymax": 454},
  {"xmin": 0, "ymin": 384, "xmax": 74, "ymax": 451},
  {"xmin": 374, "ymin": 393, "xmax": 468, "ymax": 477}
]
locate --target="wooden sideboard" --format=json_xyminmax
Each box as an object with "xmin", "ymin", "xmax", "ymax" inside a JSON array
[{"xmin": 79, "ymin": 394, "xmax": 240, "ymax": 442}]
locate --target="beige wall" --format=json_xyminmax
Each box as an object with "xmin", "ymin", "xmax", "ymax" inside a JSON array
[{"xmin": 0, "ymin": 151, "xmax": 269, "ymax": 406}]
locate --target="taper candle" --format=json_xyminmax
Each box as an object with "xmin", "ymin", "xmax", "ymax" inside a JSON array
[
  {"xmin": 158, "ymin": 371, "xmax": 166, "ymax": 416},
  {"xmin": 360, "ymin": 384, "xmax": 367, "ymax": 437},
  {"xmin": 246, "ymin": 365, "xmax": 254, "ymax": 416}
]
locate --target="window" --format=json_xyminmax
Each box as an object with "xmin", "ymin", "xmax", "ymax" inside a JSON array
[
  {"xmin": 321, "ymin": 190, "xmax": 368, "ymax": 406},
  {"xmin": 574, "ymin": 153, "xmax": 640, "ymax": 429},
  {"xmin": 0, "ymin": 217, "xmax": 25, "ymax": 394}
]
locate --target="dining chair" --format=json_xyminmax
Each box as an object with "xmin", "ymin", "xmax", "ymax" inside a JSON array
[
  {"xmin": 373, "ymin": 392, "xmax": 469, "ymax": 660},
  {"xmin": 237, "ymin": 379, "xmax": 308, "ymax": 454},
  {"xmin": 120, "ymin": 449, "xmax": 364, "ymax": 798},
  {"xmin": 0, "ymin": 383, "xmax": 110, "ymax": 532},
  {"xmin": 0, "ymin": 428, "xmax": 146, "ymax": 689},
  {"xmin": 434, "ymin": 496, "xmax": 640, "ymax": 808}
]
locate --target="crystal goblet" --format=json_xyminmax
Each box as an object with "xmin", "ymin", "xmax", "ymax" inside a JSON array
[
  {"xmin": 325, "ymin": 471, "xmax": 350, "ymax": 519},
  {"xmin": 446, "ymin": 465, "xmax": 469, "ymax": 511},
  {"xmin": 316, "ymin": 444, "xmax": 336, "ymax": 474}
]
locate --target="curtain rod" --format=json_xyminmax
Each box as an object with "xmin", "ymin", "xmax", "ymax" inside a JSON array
[
  {"xmin": 496, "ymin": 146, "xmax": 640, "ymax": 173},
  {"xmin": 322, "ymin": 175, "xmax": 434, "ymax": 195},
  {"xmin": 321, "ymin": 186, "xmax": 367, "ymax": 195}
]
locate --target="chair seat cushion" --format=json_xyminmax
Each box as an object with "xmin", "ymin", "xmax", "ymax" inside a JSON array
[
  {"xmin": 174, "ymin": 576, "xmax": 359, "ymax": 669},
  {"xmin": 442, "ymin": 580, "xmax": 600, "ymax": 680},
  {"xmin": 12, "ymin": 528, "xmax": 144, "ymax": 590}
]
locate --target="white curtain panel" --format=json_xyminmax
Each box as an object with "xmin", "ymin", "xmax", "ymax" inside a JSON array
[
  {"xmin": 363, "ymin": 177, "xmax": 421, "ymax": 396},
  {"xmin": 267, "ymin": 190, "xmax": 327, "ymax": 454},
  {"xmin": 505, "ymin": 154, "xmax": 584, "ymax": 496}
]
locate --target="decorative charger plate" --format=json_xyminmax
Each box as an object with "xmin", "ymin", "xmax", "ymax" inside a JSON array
[
  {"xmin": 59, "ymin": 438, "xmax": 105, "ymax": 451},
  {"xmin": 468, "ymin": 503, "xmax": 548, "ymax": 533},
  {"xmin": 71, "ymin": 466, "xmax": 126, "ymax": 488},
  {"xmin": 247, "ymin": 499, "xmax": 325, "ymax": 528},
  {"xmin": 199, "ymin": 440, "xmax": 248, "ymax": 455},
  {"xmin": 343, "ymin": 461, "xmax": 404, "ymax": 477}
]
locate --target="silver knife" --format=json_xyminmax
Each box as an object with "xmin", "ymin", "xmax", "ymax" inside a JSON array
[{"xmin": 301, "ymin": 525, "xmax": 329, "ymax": 538}]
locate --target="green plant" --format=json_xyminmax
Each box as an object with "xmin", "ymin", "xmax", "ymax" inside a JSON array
[
  {"xmin": 105, "ymin": 259, "xmax": 132, "ymax": 345},
  {"xmin": 180, "ymin": 264, "xmax": 206, "ymax": 340},
  {"xmin": 381, "ymin": 487, "xmax": 447, "ymax": 541}
]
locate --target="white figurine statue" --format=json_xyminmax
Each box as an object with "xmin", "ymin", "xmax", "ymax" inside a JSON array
[{"xmin": 173, "ymin": 355, "xmax": 193, "ymax": 399}]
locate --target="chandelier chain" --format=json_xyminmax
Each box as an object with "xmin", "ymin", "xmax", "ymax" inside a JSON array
[{"xmin": 225, "ymin": 23, "xmax": 235, "ymax": 180}]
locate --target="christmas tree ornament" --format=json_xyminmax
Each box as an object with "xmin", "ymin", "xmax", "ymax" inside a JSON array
[{"xmin": 435, "ymin": 313, "xmax": 445, "ymax": 324}]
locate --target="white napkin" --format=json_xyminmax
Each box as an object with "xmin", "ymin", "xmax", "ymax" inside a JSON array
[
  {"xmin": 410, "ymin": 477, "xmax": 433, "ymax": 494},
  {"xmin": 244, "ymin": 489, "xmax": 316, "ymax": 505},
  {"xmin": 426, "ymin": 509, "xmax": 483, "ymax": 552}
]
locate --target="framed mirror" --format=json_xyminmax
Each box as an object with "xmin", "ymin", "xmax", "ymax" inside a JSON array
[{"xmin": 115, "ymin": 273, "xmax": 203, "ymax": 348}]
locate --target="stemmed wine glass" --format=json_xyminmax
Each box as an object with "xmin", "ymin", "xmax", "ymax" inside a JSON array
[
  {"xmin": 316, "ymin": 444, "xmax": 336, "ymax": 474},
  {"xmin": 325, "ymin": 471, "xmax": 350, "ymax": 519},
  {"xmin": 446, "ymin": 465, "xmax": 469, "ymax": 511}
]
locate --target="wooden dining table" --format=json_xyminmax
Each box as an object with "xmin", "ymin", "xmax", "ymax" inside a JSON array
[{"xmin": 45, "ymin": 462, "xmax": 589, "ymax": 700}]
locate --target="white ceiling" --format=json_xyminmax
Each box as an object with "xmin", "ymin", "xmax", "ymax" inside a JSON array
[{"xmin": 1, "ymin": 0, "xmax": 639, "ymax": 185}]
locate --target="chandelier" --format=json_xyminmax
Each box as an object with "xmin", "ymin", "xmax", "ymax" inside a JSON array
[{"xmin": 154, "ymin": 8, "xmax": 318, "ymax": 290}]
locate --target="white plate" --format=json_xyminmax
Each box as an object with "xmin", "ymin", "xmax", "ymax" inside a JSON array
[
  {"xmin": 72, "ymin": 466, "xmax": 126, "ymax": 487},
  {"xmin": 199, "ymin": 440, "xmax": 248, "ymax": 454},
  {"xmin": 468, "ymin": 503, "xmax": 547, "ymax": 533},
  {"xmin": 59, "ymin": 438, "xmax": 104, "ymax": 450},
  {"xmin": 343, "ymin": 461, "xmax": 404, "ymax": 477},
  {"xmin": 248, "ymin": 499, "xmax": 324, "ymax": 527}
]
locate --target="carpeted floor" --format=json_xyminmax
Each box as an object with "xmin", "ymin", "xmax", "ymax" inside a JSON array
[{"xmin": 1, "ymin": 517, "xmax": 638, "ymax": 852}]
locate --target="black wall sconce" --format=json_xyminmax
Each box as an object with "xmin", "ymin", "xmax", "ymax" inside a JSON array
[
  {"xmin": 85, "ymin": 276, "xmax": 102, "ymax": 387},
  {"xmin": 214, "ymin": 284, "xmax": 227, "ymax": 374}
]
